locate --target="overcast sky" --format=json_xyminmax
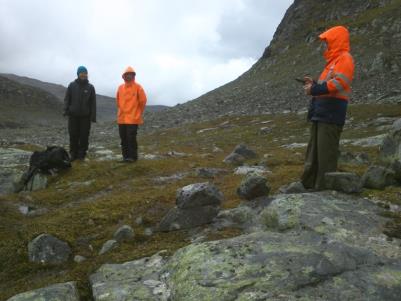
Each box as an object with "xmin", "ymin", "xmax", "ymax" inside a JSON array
[{"xmin": 0, "ymin": 0, "xmax": 292, "ymax": 106}]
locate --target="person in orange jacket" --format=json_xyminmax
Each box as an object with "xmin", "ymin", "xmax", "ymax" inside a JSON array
[
  {"xmin": 116, "ymin": 66, "xmax": 147, "ymax": 162},
  {"xmin": 301, "ymin": 26, "xmax": 355, "ymax": 190}
]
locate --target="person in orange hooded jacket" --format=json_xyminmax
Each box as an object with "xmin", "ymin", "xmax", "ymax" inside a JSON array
[
  {"xmin": 116, "ymin": 66, "xmax": 147, "ymax": 162},
  {"xmin": 301, "ymin": 26, "xmax": 355, "ymax": 190}
]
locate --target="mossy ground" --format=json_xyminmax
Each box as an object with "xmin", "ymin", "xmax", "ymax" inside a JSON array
[{"xmin": 1, "ymin": 103, "xmax": 401, "ymax": 300}]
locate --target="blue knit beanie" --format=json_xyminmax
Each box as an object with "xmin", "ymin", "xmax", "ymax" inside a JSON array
[{"xmin": 77, "ymin": 66, "xmax": 88, "ymax": 76}]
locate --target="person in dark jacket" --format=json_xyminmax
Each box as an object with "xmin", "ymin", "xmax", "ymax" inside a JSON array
[
  {"xmin": 64, "ymin": 66, "xmax": 96, "ymax": 161},
  {"xmin": 301, "ymin": 26, "xmax": 355, "ymax": 190}
]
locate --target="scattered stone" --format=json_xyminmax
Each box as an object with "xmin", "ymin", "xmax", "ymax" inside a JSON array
[
  {"xmin": 342, "ymin": 134, "xmax": 387, "ymax": 147},
  {"xmin": 339, "ymin": 151, "xmax": 370, "ymax": 165},
  {"xmin": 234, "ymin": 165, "xmax": 270, "ymax": 176},
  {"xmin": 237, "ymin": 174, "xmax": 270, "ymax": 200},
  {"xmin": 28, "ymin": 234, "xmax": 72, "ymax": 264},
  {"xmin": 197, "ymin": 127, "xmax": 217, "ymax": 134},
  {"xmin": 176, "ymin": 182, "xmax": 223, "ymax": 209},
  {"xmin": 144, "ymin": 228, "xmax": 153, "ymax": 236},
  {"xmin": 135, "ymin": 216, "xmax": 144, "ymax": 225},
  {"xmin": 212, "ymin": 145, "xmax": 223, "ymax": 153},
  {"xmin": 231, "ymin": 144, "xmax": 257, "ymax": 159},
  {"xmin": 223, "ymin": 152, "xmax": 245, "ymax": 165},
  {"xmin": 113, "ymin": 225, "xmax": 135, "ymax": 242},
  {"xmin": 325, "ymin": 172, "xmax": 362, "ymax": 193},
  {"xmin": 99, "ymin": 240, "xmax": 118, "ymax": 255},
  {"xmin": 195, "ymin": 167, "xmax": 228, "ymax": 178},
  {"xmin": 362, "ymin": 165, "xmax": 396, "ymax": 190},
  {"xmin": 259, "ymin": 127, "xmax": 272, "ymax": 135},
  {"xmin": 7, "ymin": 282, "xmax": 80, "ymax": 301},
  {"xmin": 279, "ymin": 181, "xmax": 306, "ymax": 194},
  {"xmin": 74, "ymin": 255, "xmax": 87, "ymax": 263},
  {"xmin": 282, "ymin": 142, "xmax": 307, "ymax": 149},
  {"xmin": 153, "ymin": 173, "xmax": 187, "ymax": 184},
  {"xmin": 166, "ymin": 151, "xmax": 189, "ymax": 158},
  {"xmin": 159, "ymin": 206, "xmax": 220, "ymax": 232}
]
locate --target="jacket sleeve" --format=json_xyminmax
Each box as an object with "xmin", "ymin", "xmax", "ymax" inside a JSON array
[
  {"xmin": 326, "ymin": 55, "xmax": 354, "ymax": 94},
  {"xmin": 63, "ymin": 84, "xmax": 71, "ymax": 116},
  {"xmin": 138, "ymin": 85, "xmax": 147, "ymax": 115},
  {"xmin": 116, "ymin": 87, "xmax": 120, "ymax": 109},
  {"xmin": 91, "ymin": 85, "xmax": 97, "ymax": 123}
]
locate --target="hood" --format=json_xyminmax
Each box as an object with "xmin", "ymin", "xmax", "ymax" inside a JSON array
[
  {"xmin": 122, "ymin": 66, "xmax": 136, "ymax": 76},
  {"xmin": 319, "ymin": 26, "xmax": 350, "ymax": 62}
]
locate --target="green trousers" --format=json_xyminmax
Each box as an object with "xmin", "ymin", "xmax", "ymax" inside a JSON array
[{"xmin": 301, "ymin": 121, "xmax": 343, "ymax": 190}]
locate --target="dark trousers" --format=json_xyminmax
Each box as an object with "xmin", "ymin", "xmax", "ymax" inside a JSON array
[
  {"xmin": 119, "ymin": 124, "xmax": 138, "ymax": 160},
  {"xmin": 301, "ymin": 121, "xmax": 343, "ymax": 190},
  {"xmin": 68, "ymin": 116, "xmax": 91, "ymax": 159}
]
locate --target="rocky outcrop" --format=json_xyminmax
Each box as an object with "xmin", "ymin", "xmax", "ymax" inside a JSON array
[{"xmin": 88, "ymin": 192, "xmax": 401, "ymax": 301}]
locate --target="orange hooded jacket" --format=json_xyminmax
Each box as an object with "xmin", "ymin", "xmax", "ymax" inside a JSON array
[
  {"xmin": 116, "ymin": 66, "xmax": 147, "ymax": 125},
  {"xmin": 317, "ymin": 26, "xmax": 354, "ymax": 101}
]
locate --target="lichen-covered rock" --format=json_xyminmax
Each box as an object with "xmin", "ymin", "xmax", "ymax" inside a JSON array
[
  {"xmin": 362, "ymin": 165, "xmax": 396, "ymax": 190},
  {"xmin": 325, "ymin": 172, "xmax": 362, "ymax": 193},
  {"xmin": 90, "ymin": 252, "xmax": 169, "ymax": 301},
  {"xmin": 176, "ymin": 182, "xmax": 223, "ymax": 209},
  {"xmin": 237, "ymin": 174, "xmax": 270, "ymax": 200},
  {"xmin": 7, "ymin": 282, "xmax": 80, "ymax": 301},
  {"xmin": 159, "ymin": 206, "xmax": 220, "ymax": 232},
  {"xmin": 28, "ymin": 234, "xmax": 71, "ymax": 264},
  {"xmin": 89, "ymin": 192, "xmax": 401, "ymax": 301},
  {"xmin": 163, "ymin": 231, "xmax": 387, "ymax": 301}
]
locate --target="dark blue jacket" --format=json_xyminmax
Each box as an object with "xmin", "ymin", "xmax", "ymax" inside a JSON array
[{"xmin": 307, "ymin": 82, "xmax": 348, "ymax": 126}]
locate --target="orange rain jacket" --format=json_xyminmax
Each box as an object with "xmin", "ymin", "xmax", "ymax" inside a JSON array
[
  {"xmin": 316, "ymin": 26, "xmax": 354, "ymax": 100},
  {"xmin": 309, "ymin": 26, "xmax": 355, "ymax": 125},
  {"xmin": 116, "ymin": 66, "xmax": 147, "ymax": 125}
]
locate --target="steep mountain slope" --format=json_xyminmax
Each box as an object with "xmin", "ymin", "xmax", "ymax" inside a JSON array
[
  {"xmin": 0, "ymin": 76, "xmax": 63, "ymax": 128},
  {"xmin": 145, "ymin": 0, "xmax": 401, "ymax": 129}
]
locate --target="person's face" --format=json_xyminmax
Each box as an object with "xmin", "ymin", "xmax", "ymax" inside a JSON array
[
  {"xmin": 124, "ymin": 73, "xmax": 135, "ymax": 82},
  {"xmin": 79, "ymin": 72, "xmax": 88, "ymax": 80}
]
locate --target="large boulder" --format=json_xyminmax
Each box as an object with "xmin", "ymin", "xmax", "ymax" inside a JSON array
[
  {"xmin": 362, "ymin": 165, "xmax": 396, "ymax": 190},
  {"xmin": 7, "ymin": 282, "xmax": 79, "ymax": 301},
  {"xmin": 379, "ymin": 118, "xmax": 401, "ymax": 164},
  {"xmin": 223, "ymin": 152, "xmax": 245, "ymax": 165},
  {"xmin": 176, "ymin": 182, "xmax": 223, "ymax": 209},
  {"xmin": 237, "ymin": 174, "xmax": 270, "ymax": 200},
  {"xmin": 90, "ymin": 192, "xmax": 401, "ymax": 301},
  {"xmin": 28, "ymin": 234, "xmax": 71, "ymax": 264},
  {"xmin": 324, "ymin": 172, "xmax": 362, "ymax": 193}
]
